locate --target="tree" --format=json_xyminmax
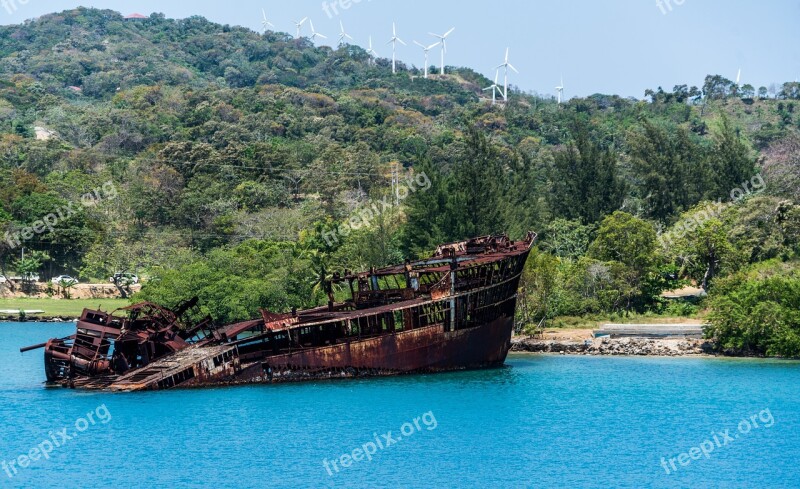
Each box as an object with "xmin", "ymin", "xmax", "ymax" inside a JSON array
[
  {"xmin": 56, "ymin": 277, "xmax": 77, "ymax": 299},
  {"xmin": 401, "ymin": 157, "xmax": 450, "ymax": 257},
  {"xmin": 14, "ymin": 250, "xmax": 49, "ymax": 292},
  {"xmin": 627, "ymin": 120, "xmax": 706, "ymax": 221},
  {"xmin": 589, "ymin": 211, "xmax": 657, "ymax": 277},
  {"xmin": 665, "ymin": 207, "xmax": 739, "ymax": 291},
  {"xmin": 541, "ymin": 219, "xmax": 594, "ymax": 260},
  {"xmin": 707, "ymin": 116, "xmax": 756, "ymax": 200},
  {"xmin": 708, "ymin": 268, "xmax": 800, "ymax": 357},
  {"xmin": 762, "ymin": 133, "xmax": 800, "ymax": 201},
  {"xmin": 587, "ymin": 212, "xmax": 661, "ymax": 311},
  {"xmin": 702, "ymin": 74, "xmax": 734, "ymax": 100},
  {"xmin": 445, "ymin": 127, "xmax": 506, "ymax": 239},
  {"xmin": 517, "ymin": 248, "xmax": 559, "ymax": 332},
  {"xmin": 549, "ymin": 121, "xmax": 625, "ymax": 223}
]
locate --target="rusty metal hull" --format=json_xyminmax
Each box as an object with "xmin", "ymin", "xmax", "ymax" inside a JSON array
[{"xmin": 234, "ymin": 315, "xmax": 515, "ymax": 385}]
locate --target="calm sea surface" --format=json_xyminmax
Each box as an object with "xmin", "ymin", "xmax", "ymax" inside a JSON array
[{"xmin": 1, "ymin": 322, "xmax": 799, "ymax": 489}]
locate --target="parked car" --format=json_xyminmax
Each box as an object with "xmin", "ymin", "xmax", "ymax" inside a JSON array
[
  {"xmin": 51, "ymin": 275, "xmax": 79, "ymax": 286},
  {"xmin": 20, "ymin": 273, "xmax": 40, "ymax": 282},
  {"xmin": 0, "ymin": 276, "xmax": 7, "ymax": 284},
  {"xmin": 110, "ymin": 272, "xmax": 139, "ymax": 285}
]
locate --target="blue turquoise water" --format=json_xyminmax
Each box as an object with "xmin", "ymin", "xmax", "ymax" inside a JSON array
[{"xmin": 1, "ymin": 322, "xmax": 799, "ymax": 489}]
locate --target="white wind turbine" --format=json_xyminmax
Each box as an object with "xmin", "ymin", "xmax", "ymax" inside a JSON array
[
  {"xmin": 366, "ymin": 36, "xmax": 379, "ymax": 65},
  {"xmin": 429, "ymin": 27, "xmax": 455, "ymax": 75},
  {"xmin": 413, "ymin": 41, "xmax": 440, "ymax": 78},
  {"xmin": 736, "ymin": 68, "xmax": 742, "ymax": 85},
  {"xmin": 483, "ymin": 70, "xmax": 501, "ymax": 105},
  {"xmin": 338, "ymin": 20, "xmax": 353, "ymax": 47},
  {"xmin": 261, "ymin": 9, "xmax": 274, "ymax": 33},
  {"xmin": 387, "ymin": 22, "xmax": 406, "ymax": 74},
  {"xmin": 294, "ymin": 17, "xmax": 308, "ymax": 38},
  {"xmin": 496, "ymin": 47, "xmax": 519, "ymax": 101},
  {"xmin": 308, "ymin": 19, "xmax": 327, "ymax": 44},
  {"xmin": 555, "ymin": 75, "xmax": 564, "ymax": 104}
]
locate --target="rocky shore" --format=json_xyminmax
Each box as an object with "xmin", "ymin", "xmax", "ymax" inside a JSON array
[
  {"xmin": 511, "ymin": 336, "xmax": 715, "ymax": 356},
  {"xmin": 1, "ymin": 316, "xmax": 77, "ymax": 323}
]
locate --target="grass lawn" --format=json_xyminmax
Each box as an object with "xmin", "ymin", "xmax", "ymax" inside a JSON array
[{"xmin": 0, "ymin": 298, "xmax": 131, "ymax": 317}]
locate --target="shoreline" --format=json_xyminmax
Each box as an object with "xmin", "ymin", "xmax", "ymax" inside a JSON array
[
  {"xmin": 511, "ymin": 336, "xmax": 714, "ymax": 357},
  {"xmin": 1, "ymin": 316, "xmax": 77, "ymax": 323}
]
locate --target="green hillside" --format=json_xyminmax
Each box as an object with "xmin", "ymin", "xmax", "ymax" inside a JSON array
[{"xmin": 1, "ymin": 8, "xmax": 799, "ymax": 354}]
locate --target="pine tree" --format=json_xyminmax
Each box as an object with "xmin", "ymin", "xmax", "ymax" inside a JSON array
[
  {"xmin": 549, "ymin": 121, "xmax": 625, "ymax": 224},
  {"xmin": 446, "ymin": 127, "xmax": 506, "ymax": 239},
  {"xmin": 401, "ymin": 157, "xmax": 449, "ymax": 257}
]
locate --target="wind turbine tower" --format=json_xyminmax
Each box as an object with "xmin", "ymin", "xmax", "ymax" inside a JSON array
[
  {"xmin": 261, "ymin": 9, "xmax": 274, "ymax": 34},
  {"xmin": 338, "ymin": 21, "xmax": 353, "ymax": 46},
  {"xmin": 483, "ymin": 70, "xmax": 501, "ymax": 105},
  {"xmin": 414, "ymin": 41, "xmax": 440, "ymax": 78},
  {"xmin": 429, "ymin": 27, "xmax": 455, "ymax": 76},
  {"xmin": 308, "ymin": 19, "xmax": 327, "ymax": 44},
  {"xmin": 555, "ymin": 75, "xmax": 565, "ymax": 104},
  {"xmin": 366, "ymin": 36, "xmax": 379, "ymax": 65},
  {"xmin": 294, "ymin": 17, "xmax": 308, "ymax": 39},
  {"xmin": 387, "ymin": 23, "xmax": 407, "ymax": 74},
  {"xmin": 496, "ymin": 47, "xmax": 519, "ymax": 101}
]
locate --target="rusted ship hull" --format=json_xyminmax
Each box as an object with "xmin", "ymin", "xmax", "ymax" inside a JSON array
[
  {"xmin": 23, "ymin": 233, "xmax": 535, "ymax": 391},
  {"xmin": 237, "ymin": 315, "xmax": 514, "ymax": 384}
]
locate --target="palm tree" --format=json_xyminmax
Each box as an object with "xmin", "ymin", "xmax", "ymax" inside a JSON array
[{"xmin": 57, "ymin": 278, "xmax": 77, "ymax": 299}]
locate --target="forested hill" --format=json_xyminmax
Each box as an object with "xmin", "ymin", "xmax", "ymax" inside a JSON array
[
  {"xmin": 0, "ymin": 8, "xmax": 486, "ymax": 95},
  {"xmin": 1, "ymin": 9, "xmax": 799, "ymax": 354}
]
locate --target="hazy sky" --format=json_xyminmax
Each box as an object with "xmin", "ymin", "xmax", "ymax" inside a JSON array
[{"xmin": 2, "ymin": 0, "xmax": 798, "ymax": 98}]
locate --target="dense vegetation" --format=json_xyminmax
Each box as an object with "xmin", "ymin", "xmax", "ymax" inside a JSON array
[{"xmin": 1, "ymin": 9, "xmax": 799, "ymax": 353}]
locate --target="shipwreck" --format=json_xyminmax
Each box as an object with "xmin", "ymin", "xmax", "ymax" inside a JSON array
[{"xmin": 22, "ymin": 233, "xmax": 536, "ymax": 391}]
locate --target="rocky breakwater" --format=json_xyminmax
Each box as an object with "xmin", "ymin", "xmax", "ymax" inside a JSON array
[{"xmin": 511, "ymin": 336, "xmax": 715, "ymax": 356}]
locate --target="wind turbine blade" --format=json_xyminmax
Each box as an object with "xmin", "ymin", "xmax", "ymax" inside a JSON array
[
  {"xmin": 309, "ymin": 20, "xmax": 315, "ymax": 32},
  {"xmin": 428, "ymin": 32, "xmax": 441, "ymax": 38},
  {"xmin": 428, "ymin": 42, "xmax": 440, "ymax": 50},
  {"xmin": 505, "ymin": 47, "xmax": 509, "ymax": 62},
  {"xmin": 509, "ymin": 63, "xmax": 519, "ymax": 73},
  {"xmin": 414, "ymin": 40, "xmax": 425, "ymax": 48},
  {"xmin": 393, "ymin": 23, "xmax": 397, "ymax": 36},
  {"xmin": 346, "ymin": 34, "xmax": 353, "ymax": 40},
  {"xmin": 340, "ymin": 20, "xmax": 345, "ymax": 32},
  {"xmin": 443, "ymin": 27, "xmax": 456, "ymax": 37},
  {"xmin": 300, "ymin": 17, "xmax": 308, "ymax": 25},
  {"xmin": 317, "ymin": 33, "xmax": 327, "ymax": 39},
  {"xmin": 397, "ymin": 38, "xmax": 407, "ymax": 46},
  {"xmin": 262, "ymin": 9, "xmax": 267, "ymax": 21}
]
